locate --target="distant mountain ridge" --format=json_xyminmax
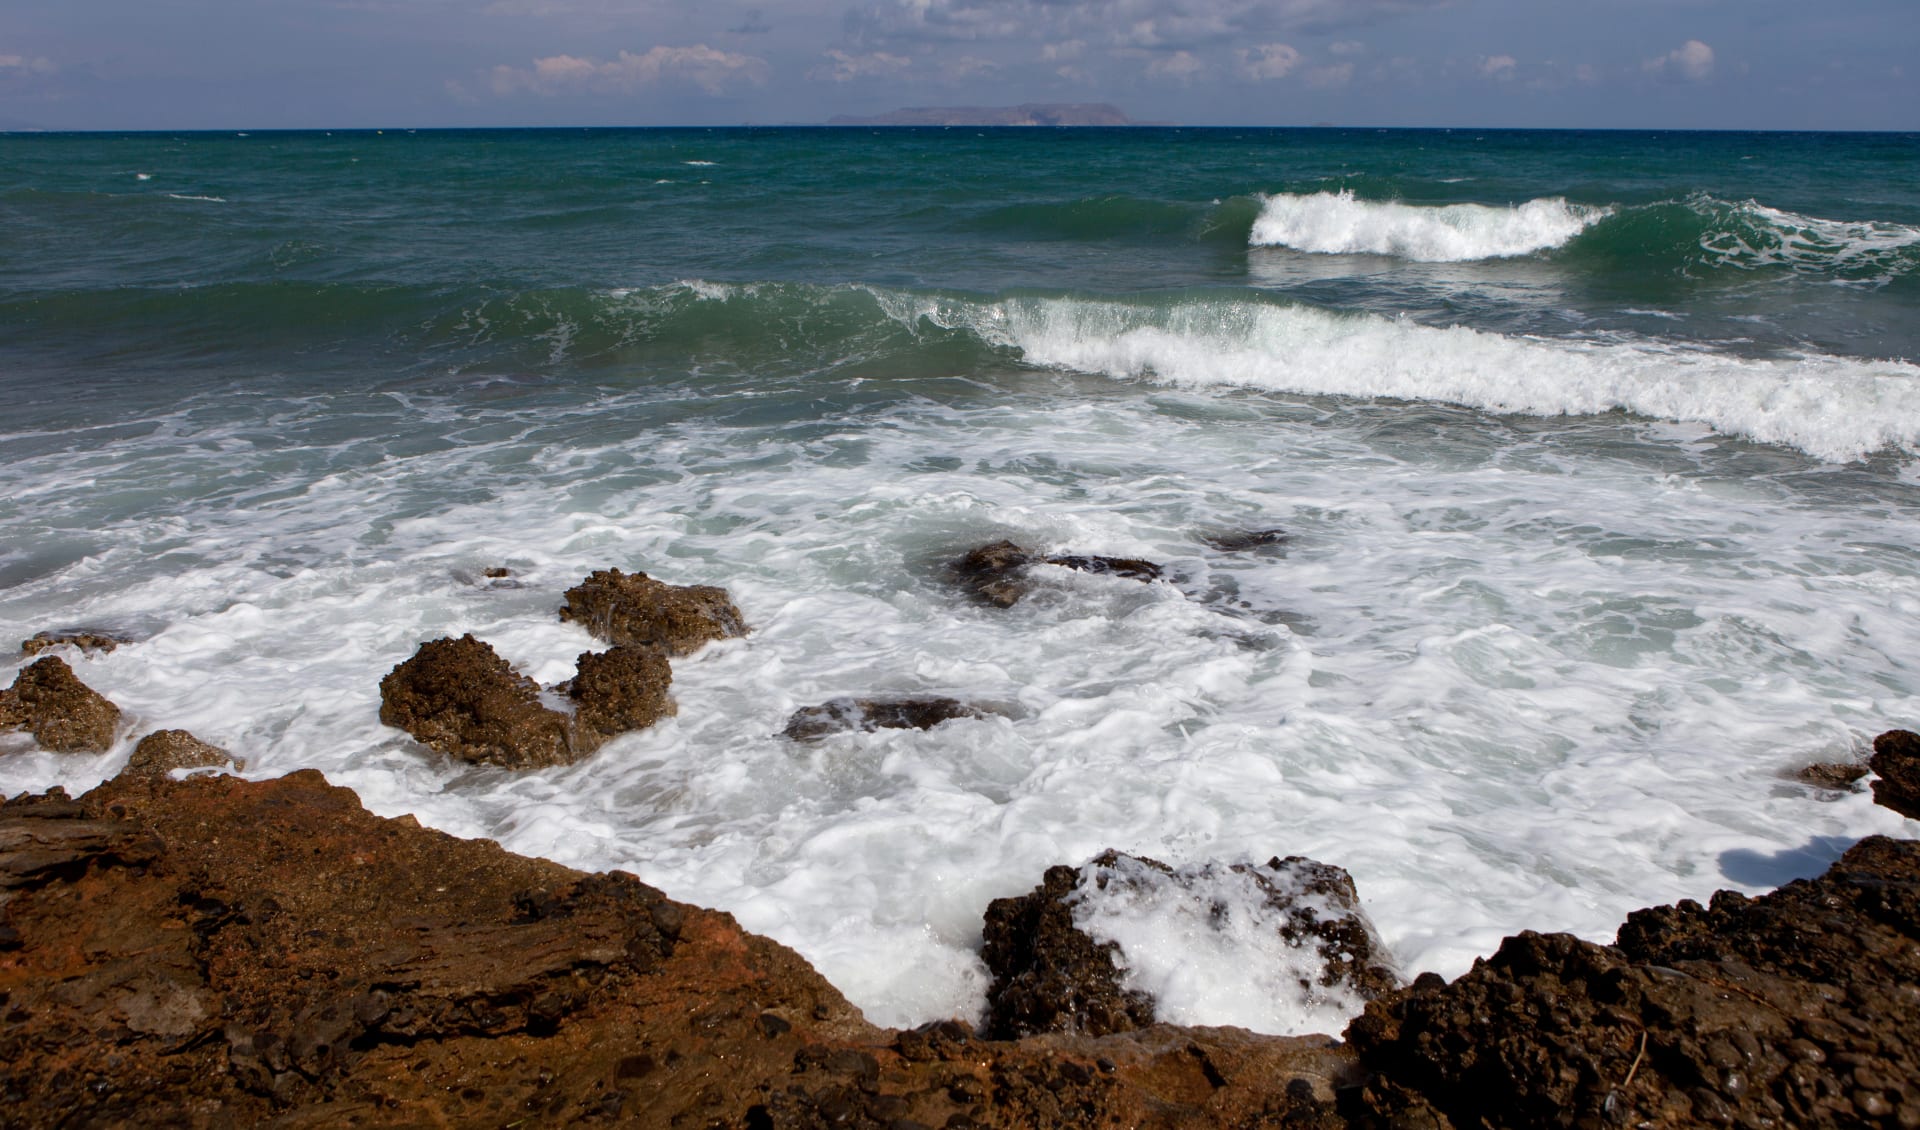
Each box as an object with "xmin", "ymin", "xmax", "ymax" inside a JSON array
[{"xmin": 828, "ymin": 103, "xmax": 1138, "ymax": 126}]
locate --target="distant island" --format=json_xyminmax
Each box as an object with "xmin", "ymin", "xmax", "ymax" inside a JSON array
[{"xmin": 828, "ymin": 103, "xmax": 1139, "ymax": 127}]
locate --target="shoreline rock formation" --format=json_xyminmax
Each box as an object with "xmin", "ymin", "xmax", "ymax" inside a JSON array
[
  {"xmin": 559, "ymin": 568, "xmax": 749, "ymax": 657},
  {"xmin": 0, "ymin": 656, "xmax": 121, "ymax": 753}
]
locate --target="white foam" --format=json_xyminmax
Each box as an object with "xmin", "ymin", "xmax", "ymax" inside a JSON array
[
  {"xmin": 921, "ymin": 293, "xmax": 1920, "ymax": 463},
  {"xmin": 165, "ymin": 193, "xmax": 227, "ymax": 203},
  {"xmin": 1249, "ymin": 190, "xmax": 1607, "ymax": 261},
  {"xmin": 1696, "ymin": 197, "xmax": 1920, "ymax": 280}
]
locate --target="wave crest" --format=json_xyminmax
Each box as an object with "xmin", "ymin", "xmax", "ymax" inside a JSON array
[{"xmin": 1249, "ymin": 190, "xmax": 1609, "ymax": 261}]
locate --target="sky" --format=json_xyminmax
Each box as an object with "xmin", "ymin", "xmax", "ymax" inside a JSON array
[{"xmin": 1, "ymin": 0, "xmax": 1915, "ymax": 131}]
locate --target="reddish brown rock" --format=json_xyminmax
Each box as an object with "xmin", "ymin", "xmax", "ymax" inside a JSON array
[
  {"xmin": 0, "ymin": 656, "xmax": 121, "ymax": 753},
  {"xmin": 121, "ymin": 729, "xmax": 240, "ymax": 779},
  {"xmin": 378, "ymin": 636, "xmax": 675, "ymax": 769},
  {"xmin": 952, "ymin": 541, "xmax": 1163, "ymax": 608},
  {"xmin": 0, "ymin": 771, "xmax": 1356, "ymax": 1129},
  {"xmin": 1869, "ymin": 728, "xmax": 1920, "ymax": 819},
  {"xmin": 559, "ymin": 567, "xmax": 748, "ymax": 656},
  {"xmin": 1794, "ymin": 760, "xmax": 1869, "ymax": 790},
  {"xmin": 781, "ymin": 696, "xmax": 991, "ymax": 741},
  {"xmin": 982, "ymin": 851, "xmax": 1396, "ymax": 1041},
  {"xmin": 19, "ymin": 628, "xmax": 133, "ymax": 657}
]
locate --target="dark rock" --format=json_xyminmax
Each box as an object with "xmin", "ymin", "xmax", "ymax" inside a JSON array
[
  {"xmin": 378, "ymin": 635, "xmax": 576, "ymax": 769},
  {"xmin": 482, "ymin": 567, "xmax": 514, "ymax": 579},
  {"xmin": 952, "ymin": 542, "xmax": 1163, "ymax": 608},
  {"xmin": 121, "ymin": 730, "xmax": 240, "ymax": 779},
  {"xmin": 1794, "ymin": 761, "xmax": 1868, "ymax": 791},
  {"xmin": 782, "ymin": 697, "xmax": 990, "ymax": 742},
  {"xmin": 1349, "ymin": 834, "xmax": 1920, "ymax": 1130},
  {"xmin": 982, "ymin": 851, "xmax": 1394, "ymax": 1040},
  {"xmin": 0, "ymin": 656, "xmax": 122, "ymax": 753},
  {"xmin": 1869, "ymin": 729, "xmax": 1920, "ymax": 819},
  {"xmin": 566, "ymin": 646, "xmax": 675, "ymax": 738},
  {"xmin": 558, "ymin": 567, "xmax": 747, "ymax": 657},
  {"xmin": 20, "ymin": 628, "xmax": 133, "ymax": 657},
  {"xmin": 1199, "ymin": 528, "xmax": 1289, "ymax": 553}
]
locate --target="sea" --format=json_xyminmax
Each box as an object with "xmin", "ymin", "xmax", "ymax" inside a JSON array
[{"xmin": 3, "ymin": 127, "xmax": 1918, "ymax": 1035}]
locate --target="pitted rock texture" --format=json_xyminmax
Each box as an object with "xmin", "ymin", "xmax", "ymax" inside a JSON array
[
  {"xmin": 1869, "ymin": 728, "xmax": 1920, "ymax": 819},
  {"xmin": 0, "ymin": 771, "xmax": 1356, "ymax": 1129},
  {"xmin": 952, "ymin": 541, "xmax": 1163, "ymax": 608},
  {"xmin": 1347, "ymin": 833, "xmax": 1920, "ymax": 1129},
  {"xmin": 559, "ymin": 567, "xmax": 748, "ymax": 657},
  {"xmin": 0, "ymin": 656, "xmax": 122, "ymax": 753},
  {"xmin": 781, "ymin": 696, "xmax": 991, "ymax": 741},
  {"xmin": 982, "ymin": 850, "xmax": 1396, "ymax": 1041},
  {"xmin": 122, "ymin": 729, "xmax": 240, "ymax": 779},
  {"xmin": 378, "ymin": 635, "xmax": 672, "ymax": 769},
  {"xmin": 20, "ymin": 628, "xmax": 133, "ymax": 657}
]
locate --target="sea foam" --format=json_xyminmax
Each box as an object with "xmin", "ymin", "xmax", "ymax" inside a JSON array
[{"xmin": 1249, "ymin": 190, "xmax": 1607, "ymax": 260}]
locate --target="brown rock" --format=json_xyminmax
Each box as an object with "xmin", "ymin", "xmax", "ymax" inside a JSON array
[
  {"xmin": 1870, "ymin": 729, "xmax": 1920, "ymax": 819},
  {"xmin": 1348, "ymin": 835, "xmax": 1920, "ymax": 1130},
  {"xmin": 378, "ymin": 634, "xmax": 576, "ymax": 768},
  {"xmin": 952, "ymin": 541, "xmax": 1164, "ymax": 608},
  {"xmin": 0, "ymin": 656, "xmax": 121, "ymax": 752},
  {"xmin": 982, "ymin": 851, "xmax": 1395, "ymax": 1041},
  {"xmin": 0, "ymin": 770, "xmax": 1357, "ymax": 1129},
  {"xmin": 566, "ymin": 645, "xmax": 675, "ymax": 738},
  {"xmin": 782, "ymin": 697, "xmax": 990, "ymax": 741},
  {"xmin": 558, "ymin": 567, "xmax": 747, "ymax": 656},
  {"xmin": 121, "ymin": 729, "xmax": 240, "ymax": 779},
  {"xmin": 1794, "ymin": 760, "xmax": 1868, "ymax": 790},
  {"xmin": 20, "ymin": 628, "xmax": 133, "ymax": 656}
]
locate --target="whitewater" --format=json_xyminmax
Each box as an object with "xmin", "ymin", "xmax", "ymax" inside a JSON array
[{"xmin": 2, "ymin": 126, "xmax": 1917, "ymax": 1035}]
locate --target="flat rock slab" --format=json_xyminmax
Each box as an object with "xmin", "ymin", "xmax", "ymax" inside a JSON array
[
  {"xmin": 19, "ymin": 628, "xmax": 134, "ymax": 657},
  {"xmin": 781, "ymin": 696, "xmax": 993, "ymax": 741}
]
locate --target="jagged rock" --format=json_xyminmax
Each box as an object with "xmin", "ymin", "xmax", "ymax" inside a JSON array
[
  {"xmin": 1870, "ymin": 728, "xmax": 1920, "ymax": 819},
  {"xmin": 379, "ymin": 636, "xmax": 674, "ymax": 769},
  {"xmin": 1348, "ymin": 834, "xmax": 1920, "ymax": 1129},
  {"xmin": 782, "ymin": 696, "xmax": 989, "ymax": 741},
  {"xmin": 1794, "ymin": 760, "xmax": 1868, "ymax": 790},
  {"xmin": 122, "ymin": 729, "xmax": 240, "ymax": 779},
  {"xmin": 0, "ymin": 770, "xmax": 1357, "ymax": 1128},
  {"xmin": 0, "ymin": 656, "xmax": 122, "ymax": 752},
  {"xmin": 482, "ymin": 566, "xmax": 513, "ymax": 579},
  {"xmin": 983, "ymin": 851, "xmax": 1395, "ymax": 1041},
  {"xmin": 566, "ymin": 645, "xmax": 675, "ymax": 738},
  {"xmin": 1200, "ymin": 527, "xmax": 1290, "ymax": 553},
  {"xmin": 20, "ymin": 628, "xmax": 133, "ymax": 656},
  {"xmin": 378, "ymin": 634, "xmax": 575, "ymax": 768},
  {"xmin": 953, "ymin": 541, "xmax": 1164, "ymax": 608},
  {"xmin": 558, "ymin": 567, "xmax": 747, "ymax": 656}
]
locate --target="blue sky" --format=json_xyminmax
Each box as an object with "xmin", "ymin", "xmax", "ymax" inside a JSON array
[{"xmin": 2, "ymin": 0, "xmax": 1915, "ymax": 130}]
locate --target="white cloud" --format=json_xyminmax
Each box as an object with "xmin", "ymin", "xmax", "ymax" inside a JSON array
[
  {"xmin": 0, "ymin": 54, "xmax": 57, "ymax": 76},
  {"xmin": 1479, "ymin": 54, "xmax": 1516, "ymax": 79},
  {"xmin": 1644, "ymin": 39, "xmax": 1714, "ymax": 81},
  {"xmin": 1041, "ymin": 40, "xmax": 1086, "ymax": 62},
  {"xmin": 489, "ymin": 45, "xmax": 769, "ymax": 96},
  {"xmin": 807, "ymin": 49, "xmax": 912, "ymax": 83},
  {"xmin": 1304, "ymin": 61, "xmax": 1353, "ymax": 88},
  {"xmin": 1328, "ymin": 40, "xmax": 1364, "ymax": 57},
  {"xmin": 1147, "ymin": 50, "xmax": 1206, "ymax": 81},
  {"xmin": 846, "ymin": 0, "xmax": 1447, "ymax": 50},
  {"xmin": 944, "ymin": 54, "xmax": 999, "ymax": 79},
  {"xmin": 1238, "ymin": 43, "xmax": 1302, "ymax": 81}
]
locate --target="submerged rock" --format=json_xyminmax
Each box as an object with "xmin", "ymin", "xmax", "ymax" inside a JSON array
[
  {"xmin": 982, "ymin": 850, "xmax": 1396, "ymax": 1040},
  {"xmin": 559, "ymin": 567, "xmax": 748, "ymax": 656},
  {"xmin": 0, "ymin": 656, "xmax": 122, "ymax": 753},
  {"xmin": 1348, "ymin": 834, "xmax": 1920, "ymax": 1130},
  {"xmin": 121, "ymin": 729, "xmax": 241, "ymax": 779},
  {"xmin": 1870, "ymin": 728, "xmax": 1920, "ymax": 819},
  {"xmin": 782, "ymin": 696, "xmax": 990, "ymax": 741},
  {"xmin": 1200, "ymin": 527, "xmax": 1290, "ymax": 553},
  {"xmin": 952, "ymin": 540, "xmax": 1164, "ymax": 608},
  {"xmin": 379, "ymin": 635, "xmax": 674, "ymax": 769},
  {"xmin": 20, "ymin": 627, "xmax": 134, "ymax": 657}
]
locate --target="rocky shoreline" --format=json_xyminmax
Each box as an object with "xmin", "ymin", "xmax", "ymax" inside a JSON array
[{"xmin": 4, "ymin": 559, "xmax": 1918, "ymax": 1127}]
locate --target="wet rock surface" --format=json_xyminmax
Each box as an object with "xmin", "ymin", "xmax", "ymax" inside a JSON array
[
  {"xmin": 0, "ymin": 656, "xmax": 122, "ymax": 753},
  {"xmin": 378, "ymin": 635, "xmax": 672, "ymax": 769},
  {"xmin": 0, "ymin": 771, "xmax": 1356, "ymax": 1129},
  {"xmin": 559, "ymin": 567, "xmax": 748, "ymax": 657},
  {"xmin": 1869, "ymin": 728, "xmax": 1920, "ymax": 819},
  {"xmin": 782, "ymin": 697, "xmax": 992, "ymax": 742},
  {"xmin": 1348, "ymin": 831, "xmax": 1920, "ymax": 1129},
  {"xmin": 953, "ymin": 541, "xmax": 1164, "ymax": 608},
  {"xmin": 1795, "ymin": 760, "xmax": 1870, "ymax": 790},
  {"xmin": 1199, "ymin": 528, "xmax": 1290, "ymax": 553},
  {"xmin": 982, "ymin": 851, "xmax": 1396, "ymax": 1042},
  {"xmin": 19, "ymin": 628, "xmax": 134, "ymax": 657},
  {"xmin": 122, "ymin": 729, "xmax": 240, "ymax": 779}
]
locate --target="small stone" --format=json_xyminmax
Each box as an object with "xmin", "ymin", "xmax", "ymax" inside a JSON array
[
  {"xmin": 121, "ymin": 730, "xmax": 239, "ymax": 779},
  {"xmin": 782, "ymin": 697, "xmax": 989, "ymax": 741}
]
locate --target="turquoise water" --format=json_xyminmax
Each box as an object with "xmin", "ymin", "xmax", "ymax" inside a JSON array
[{"xmin": 2, "ymin": 128, "xmax": 1918, "ymax": 1031}]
